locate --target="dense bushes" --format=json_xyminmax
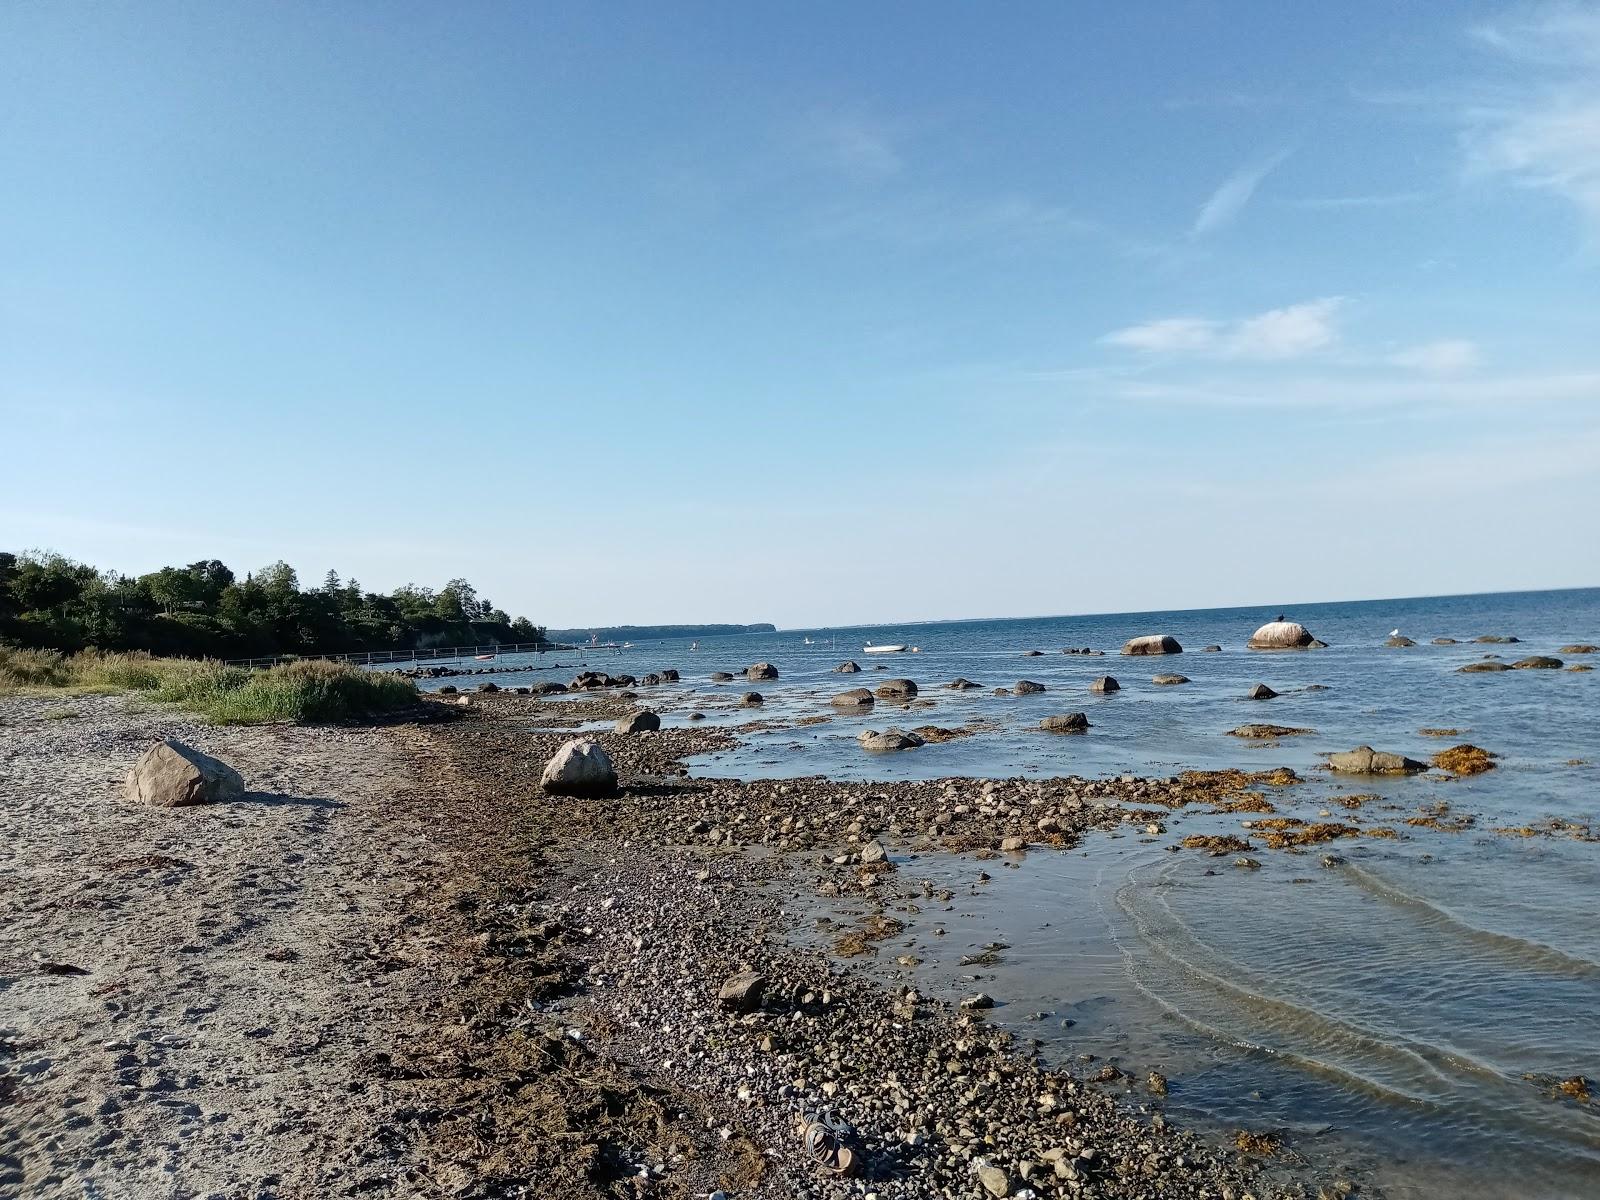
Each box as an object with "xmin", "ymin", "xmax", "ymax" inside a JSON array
[
  {"xmin": 0, "ymin": 550, "xmax": 546, "ymax": 659},
  {"xmin": 0, "ymin": 647, "xmax": 418, "ymax": 724}
]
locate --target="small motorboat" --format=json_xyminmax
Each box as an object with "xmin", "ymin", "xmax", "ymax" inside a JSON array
[
  {"xmin": 863, "ymin": 643, "xmax": 907, "ymax": 654},
  {"xmin": 474, "ymin": 653, "xmax": 496, "ymax": 661}
]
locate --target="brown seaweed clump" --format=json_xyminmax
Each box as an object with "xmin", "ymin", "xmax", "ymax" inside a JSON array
[
  {"xmin": 1181, "ymin": 834, "xmax": 1253, "ymax": 855},
  {"xmin": 1419, "ymin": 727, "xmax": 1463, "ymax": 738},
  {"xmin": 1256, "ymin": 822, "xmax": 1361, "ymax": 850},
  {"xmin": 1433, "ymin": 744, "xmax": 1497, "ymax": 776},
  {"xmin": 1212, "ymin": 793, "xmax": 1278, "ymax": 815},
  {"xmin": 1234, "ymin": 1129, "xmax": 1281, "ymax": 1156}
]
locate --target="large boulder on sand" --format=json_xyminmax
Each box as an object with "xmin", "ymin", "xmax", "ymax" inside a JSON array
[
  {"xmin": 746, "ymin": 662, "xmax": 778, "ymax": 681},
  {"xmin": 875, "ymin": 679, "xmax": 918, "ymax": 698},
  {"xmin": 539, "ymin": 738, "xmax": 617, "ymax": 796},
  {"xmin": 1327, "ymin": 745, "xmax": 1428, "ymax": 775},
  {"xmin": 614, "ymin": 710, "xmax": 661, "ymax": 734},
  {"xmin": 1040, "ymin": 712, "xmax": 1090, "ymax": 733},
  {"xmin": 1122, "ymin": 635, "xmax": 1183, "ymax": 656},
  {"xmin": 124, "ymin": 740, "xmax": 245, "ymax": 808},
  {"xmin": 858, "ymin": 727, "xmax": 926, "ymax": 751},
  {"xmin": 831, "ymin": 688, "xmax": 875, "ymax": 708},
  {"xmin": 1248, "ymin": 621, "xmax": 1320, "ymax": 650}
]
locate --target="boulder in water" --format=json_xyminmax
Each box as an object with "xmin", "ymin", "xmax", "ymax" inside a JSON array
[
  {"xmin": 1013, "ymin": 679, "xmax": 1046, "ymax": 694},
  {"xmin": 875, "ymin": 678, "xmax": 918, "ymax": 698},
  {"xmin": 1511, "ymin": 656, "xmax": 1563, "ymax": 670},
  {"xmin": 830, "ymin": 688, "xmax": 875, "ymax": 708},
  {"xmin": 858, "ymin": 727, "xmax": 926, "ymax": 751},
  {"xmin": 834, "ymin": 660, "xmax": 861, "ymax": 673},
  {"xmin": 1152, "ymin": 674, "xmax": 1190, "ymax": 685},
  {"xmin": 1246, "ymin": 683, "xmax": 1278, "ymax": 700},
  {"xmin": 1040, "ymin": 712, "xmax": 1090, "ymax": 733},
  {"xmin": 1473, "ymin": 635, "xmax": 1519, "ymax": 644},
  {"xmin": 1248, "ymin": 621, "xmax": 1320, "ymax": 650},
  {"xmin": 124, "ymin": 740, "xmax": 245, "ymax": 808},
  {"xmin": 1088, "ymin": 675, "xmax": 1120, "ymax": 694},
  {"xmin": 1559, "ymin": 644, "xmax": 1597, "ymax": 655},
  {"xmin": 746, "ymin": 662, "xmax": 778, "ymax": 681},
  {"xmin": 710, "ymin": 671, "xmax": 734, "ymax": 682},
  {"xmin": 740, "ymin": 691, "xmax": 764, "ymax": 707},
  {"xmin": 1432, "ymin": 744, "xmax": 1497, "ymax": 775},
  {"xmin": 1432, "ymin": 638, "xmax": 1458, "ymax": 645},
  {"xmin": 1327, "ymin": 745, "xmax": 1428, "ymax": 775},
  {"xmin": 539, "ymin": 738, "xmax": 617, "ymax": 796},
  {"xmin": 1202, "ymin": 645, "xmax": 1223, "ymax": 652},
  {"xmin": 1229, "ymin": 724, "xmax": 1312, "ymax": 739},
  {"xmin": 1458, "ymin": 661, "xmax": 1511, "ymax": 673},
  {"xmin": 946, "ymin": 678, "xmax": 981, "ymax": 690},
  {"xmin": 1386, "ymin": 636, "xmax": 1417, "ymax": 648},
  {"xmin": 1121, "ymin": 634, "xmax": 1183, "ymax": 656}
]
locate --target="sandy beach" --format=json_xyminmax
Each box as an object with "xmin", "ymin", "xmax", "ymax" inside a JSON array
[{"xmin": 1, "ymin": 688, "xmax": 1344, "ymax": 1200}]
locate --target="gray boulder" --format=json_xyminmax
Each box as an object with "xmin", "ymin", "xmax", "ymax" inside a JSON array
[
  {"xmin": 1511, "ymin": 656, "xmax": 1563, "ymax": 670},
  {"xmin": 539, "ymin": 738, "xmax": 617, "ymax": 797},
  {"xmin": 830, "ymin": 688, "xmax": 875, "ymax": 708},
  {"xmin": 1386, "ymin": 636, "xmax": 1417, "ymax": 648},
  {"xmin": 710, "ymin": 671, "xmax": 734, "ymax": 682},
  {"xmin": 1247, "ymin": 621, "xmax": 1319, "ymax": 650},
  {"xmin": 1458, "ymin": 661, "xmax": 1511, "ymax": 673},
  {"xmin": 1473, "ymin": 635, "xmax": 1519, "ymax": 644},
  {"xmin": 1246, "ymin": 683, "xmax": 1278, "ymax": 700},
  {"xmin": 614, "ymin": 710, "xmax": 661, "ymax": 734},
  {"xmin": 1559, "ymin": 644, "xmax": 1598, "ymax": 655},
  {"xmin": 1202, "ymin": 645, "xmax": 1222, "ymax": 652},
  {"xmin": 718, "ymin": 970, "xmax": 766, "ymax": 1012},
  {"xmin": 124, "ymin": 740, "xmax": 245, "ymax": 808},
  {"xmin": 740, "ymin": 691, "xmax": 764, "ymax": 707},
  {"xmin": 1151, "ymin": 674, "xmax": 1190, "ymax": 685},
  {"xmin": 1088, "ymin": 675, "xmax": 1120, "ymax": 694},
  {"xmin": 1013, "ymin": 679, "xmax": 1046, "ymax": 695},
  {"xmin": 1121, "ymin": 634, "xmax": 1183, "ymax": 656},
  {"xmin": 858, "ymin": 727, "xmax": 925, "ymax": 751},
  {"xmin": 1040, "ymin": 712, "xmax": 1090, "ymax": 733},
  {"xmin": 834, "ymin": 660, "xmax": 862, "ymax": 673},
  {"xmin": 1327, "ymin": 745, "xmax": 1428, "ymax": 775},
  {"xmin": 946, "ymin": 678, "xmax": 981, "ymax": 690},
  {"xmin": 1432, "ymin": 638, "xmax": 1458, "ymax": 645},
  {"xmin": 746, "ymin": 662, "xmax": 779, "ymax": 681}
]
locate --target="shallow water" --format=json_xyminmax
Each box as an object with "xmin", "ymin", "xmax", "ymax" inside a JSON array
[{"xmin": 416, "ymin": 588, "xmax": 1600, "ymax": 1194}]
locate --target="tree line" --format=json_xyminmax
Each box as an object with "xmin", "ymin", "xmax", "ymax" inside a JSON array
[{"xmin": 0, "ymin": 550, "xmax": 547, "ymax": 659}]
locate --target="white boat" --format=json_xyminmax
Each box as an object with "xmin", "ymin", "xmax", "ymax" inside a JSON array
[{"xmin": 863, "ymin": 643, "xmax": 907, "ymax": 654}]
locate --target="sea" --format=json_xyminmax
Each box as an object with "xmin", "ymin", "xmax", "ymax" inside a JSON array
[{"xmin": 415, "ymin": 588, "xmax": 1600, "ymax": 1198}]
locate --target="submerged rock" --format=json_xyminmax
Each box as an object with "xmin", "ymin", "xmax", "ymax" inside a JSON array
[
  {"xmin": 740, "ymin": 691, "xmax": 764, "ymax": 707},
  {"xmin": 709, "ymin": 671, "xmax": 734, "ymax": 682},
  {"xmin": 834, "ymin": 660, "xmax": 861, "ymax": 673},
  {"xmin": 1012, "ymin": 679, "xmax": 1046, "ymax": 694},
  {"xmin": 1202, "ymin": 644, "xmax": 1223, "ymax": 652},
  {"xmin": 1121, "ymin": 634, "xmax": 1183, "ymax": 655},
  {"xmin": 1040, "ymin": 713, "xmax": 1090, "ymax": 733},
  {"xmin": 1432, "ymin": 638, "xmax": 1458, "ymax": 645},
  {"xmin": 1386, "ymin": 636, "xmax": 1417, "ymax": 648},
  {"xmin": 1246, "ymin": 683, "xmax": 1278, "ymax": 700},
  {"xmin": 1248, "ymin": 620, "xmax": 1320, "ymax": 650},
  {"xmin": 1559, "ymin": 644, "xmax": 1597, "ymax": 655},
  {"xmin": 875, "ymin": 678, "xmax": 918, "ymax": 698},
  {"xmin": 539, "ymin": 738, "xmax": 617, "ymax": 796},
  {"xmin": 1474, "ymin": 635, "xmax": 1520, "ymax": 644},
  {"xmin": 946, "ymin": 677, "xmax": 981, "ymax": 690},
  {"xmin": 124, "ymin": 740, "xmax": 245, "ymax": 808},
  {"xmin": 830, "ymin": 688, "xmax": 875, "ymax": 708},
  {"xmin": 1229, "ymin": 723, "xmax": 1312, "ymax": 738},
  {"xmin": 1151, "ymin": 673, "xmax": 1190, "ymax": 685},
  {"xmin": 1458, "ymin": 660, "xmax": 1511, "ymax": 673},
  {"xmin": 1088, "ymin": 675, "xmax": 1120, "ymax": 694},
  {"xmin": 1327, "ymin": 745, "xmax": 1428, "ymax": 775}
]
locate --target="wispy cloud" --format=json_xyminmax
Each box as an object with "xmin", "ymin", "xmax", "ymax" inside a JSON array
[
  {"xmin": 1295, "ymin": 191, "xmax": 1433, "ymax": 210},
  {"xmin": 1103, "ymin": 298, "xmax": 1343, "ymax": 360},
  {"xmin": 1389, "ymin": 338, "xmax": 1481, "ymax": 372},
  {"xmin": 1192, "ymin": 148, "xmax": 1293, "ymax": 235},
  {"xmin": 793, "ymin": 108, "xmax": 903, "ymax": 182},
  {"xmin": 1108, "ymin": 368, "xmax": 1600, "ymax": 409},
  {"xmin": 1462, "ymin": 3, "xmax": 1600, "ymax": 232}
]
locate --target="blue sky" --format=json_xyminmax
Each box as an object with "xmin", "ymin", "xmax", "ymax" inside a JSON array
[{"xmin": 3, "ymin": 2, "xmax": 1597, "ymax": 628}]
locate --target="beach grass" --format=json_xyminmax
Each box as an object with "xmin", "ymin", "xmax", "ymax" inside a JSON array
[{"xmin": 0, "ymin": 647, "xmax": 417, "ymax": 724}]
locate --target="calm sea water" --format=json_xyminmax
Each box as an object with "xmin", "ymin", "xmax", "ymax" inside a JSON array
[{"xmin": 422, "ymin": 588, "xmax": 1600, "ymax": 1196}]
